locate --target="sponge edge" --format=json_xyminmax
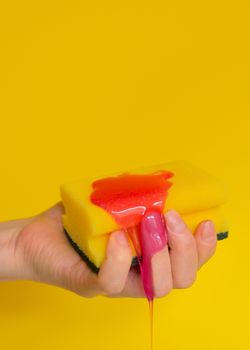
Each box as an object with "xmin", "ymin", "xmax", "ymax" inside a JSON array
[
  {"xmin": 64, "ymin": 228, "xmax": 229, "ymax": 274},
  {"xmin": 64, "ymin": 229, "xmax": 100, "ymax": 274}
]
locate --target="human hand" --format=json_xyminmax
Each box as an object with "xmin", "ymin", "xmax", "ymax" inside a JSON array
[{"xmin": 0, "ymin": 203, "xmax": 217, "ymax": 298}]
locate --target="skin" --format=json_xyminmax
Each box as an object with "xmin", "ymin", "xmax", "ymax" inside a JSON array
[{"xmin": 0, "ymin": 202, "xmax": 217, "ymax": 298}]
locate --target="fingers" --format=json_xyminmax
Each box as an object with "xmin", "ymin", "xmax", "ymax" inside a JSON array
[
  {"xmin": 77, "ymin": 213, "xmax": 217, "ymax": 298},
  {"xmin": 194, "ymin": 220, "xmax": 217, "ymax": 269},
  {"xmin": 118, "ymin": 247, "xmax": 173, "ymax": 299},
  {"xmin": 117, "ymin": 269, "xmax": 146, "ymax": 298},
  {"xmin": 165, "ymin": 210, "xmax": 198, "ymax": 289},
  {"xmin": 98, "ymin": 230, "xmax": 132, "ymax": 295}
]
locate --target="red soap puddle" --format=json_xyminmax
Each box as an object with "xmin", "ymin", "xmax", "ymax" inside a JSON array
[
  {"xmin": 90, "ymin": 170, "xmax": 173, "ymax": 350},
  {"xmin": 90, "ymin": 171, "xmax": 173, "ymax": 228}
]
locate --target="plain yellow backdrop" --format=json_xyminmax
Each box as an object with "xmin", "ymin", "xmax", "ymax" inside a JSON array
[{"xmin": 0, "ymin": 1, "xmax": 249, "ymax": 349}]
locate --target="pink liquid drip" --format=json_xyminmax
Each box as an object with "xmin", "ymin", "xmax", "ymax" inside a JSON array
[
  {"xmin": 90, "ymin": 171, "xmax": 172, "ymax": 350},
  {"xmin": 128, "ymin": 211, "xmax": 168, "ymax": 350},
  {"xmin": 139, "ymin": 210, "xmax": 168, "ymax": 300}
]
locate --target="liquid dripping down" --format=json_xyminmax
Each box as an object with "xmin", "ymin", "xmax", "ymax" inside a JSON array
[
  {"xmin": 127, "ymin": 213, "xmax": 168, "ymax": 349},
  {"xmin": 90, "ymin": 171, "xmax": 173, "ymax": 350},
  {"xmin": 127, "ymin": 225, "xmax": 157, "ymax": 350},
  {"xmin": 149, "ymin": 299, "xmax": 154, "ymax": 350},
  {"xmin": 140, "ymin": 211, "xmax": 168, "ymax": 350},
  {"xmin": 139, "ymin": 211, "xmax": 168, "ymax": 301}
]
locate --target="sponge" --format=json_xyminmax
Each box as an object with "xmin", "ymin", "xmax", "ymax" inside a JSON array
[{"xmin": 60, "ymin": 161, "xmax": 228, "ymax": 271}]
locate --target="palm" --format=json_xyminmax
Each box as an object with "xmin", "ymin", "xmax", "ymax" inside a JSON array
[{"xmin": 17, "ymin": 203, "xmax": 94, "ymax": 295}]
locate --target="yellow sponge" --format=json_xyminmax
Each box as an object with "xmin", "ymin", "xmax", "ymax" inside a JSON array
[{"xmin": 60, "ymin": 161, "xmax": 229, "ymax": 270}]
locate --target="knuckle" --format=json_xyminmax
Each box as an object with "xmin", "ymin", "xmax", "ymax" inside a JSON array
[
  {"xmin": 183, "ymin": 236, "xmax": 196, "ymax": 250},
  {"xmin": 115, "ymin": 252, "xmax": 130, "ymax": 264},
  {"xmin": 155, "ymin": 279, "xmax": 173, "ymax": 298},
  {"xmin": 177, "ymin": 237, "xmax": 195, "ymax": 254},
  {"xmin": 174, "ymin": 273, "xmax": 197, "ymax": 289},
  {"xmin": 171, "ymin": 235, "xmax": 196, "ymax": 253},
  {"xmin": 99, "ymin": 278, "xmax": 124, "ymax": 295}
]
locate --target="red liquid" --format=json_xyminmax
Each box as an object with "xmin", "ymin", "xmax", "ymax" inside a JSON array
[
  {"xmin": 90, "ymin": 170, "xmax": 173, "ymax": 349},
  {"xmin": 90, "ymin": 171, "xmax": 173, "ymax": 229}
]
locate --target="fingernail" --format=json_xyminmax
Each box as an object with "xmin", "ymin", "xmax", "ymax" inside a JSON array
[
  {"xmin": 114, "ymin": 231, "xmax": 128, "ymax": 246},
  {"xmin": 201, "ymin": 221, "xmax": 216, "ymax": 242},
  {"xmin": 166, "ymin": 210, "xmax": 185, "ymax": 234},
  {"xmin": 140, "ymin": 211, "xmax": 167, "ymax": 254}
]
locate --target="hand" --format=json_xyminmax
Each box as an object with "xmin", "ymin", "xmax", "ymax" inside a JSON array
[{"xmin": 1, "ymin": 203, "xmax": 217, "ymax": 298}]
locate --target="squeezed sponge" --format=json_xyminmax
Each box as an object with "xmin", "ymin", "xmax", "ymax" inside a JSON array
[{"xmin": 60, "ymin": 161, "xmax": 229, "ymax": 271}]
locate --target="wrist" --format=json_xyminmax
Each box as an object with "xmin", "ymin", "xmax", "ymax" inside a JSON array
[{"xmin": 0, "ymin": 217, "xmax": 34, "ymax": 281}]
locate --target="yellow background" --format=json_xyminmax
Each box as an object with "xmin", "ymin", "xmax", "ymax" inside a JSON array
[{"xmin": 0, "ymin": 1, "xmax": 249, "ymax": 349}]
